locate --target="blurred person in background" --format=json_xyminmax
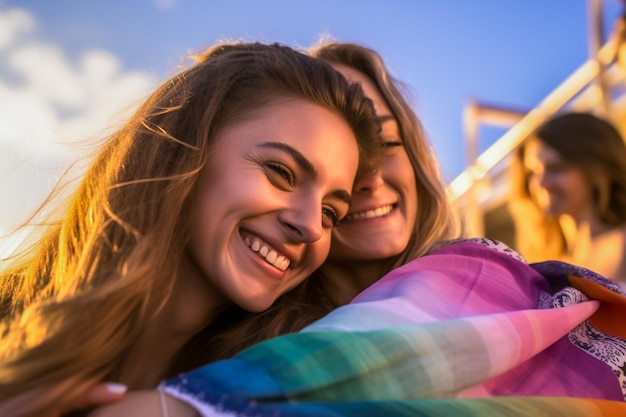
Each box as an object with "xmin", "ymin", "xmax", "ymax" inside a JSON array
[{"xmin": 510, "ymin": 112, "xmax": 626, "ymax": 285}]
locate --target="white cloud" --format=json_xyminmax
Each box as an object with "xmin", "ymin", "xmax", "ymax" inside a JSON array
[
  {"xmin": 0, "ymin": 6, "xmax": 159, "ymax": 244},
  {"xmin": 9, "ymin": 41, "xmax": 87, "ymax": 108},
  {"xmin": 0, "ymin": 83, "xmax": 59, "ymax": 150},
  {"xmin": 0, "ymin": 7, "xmax": 35, "ymax": 50}
]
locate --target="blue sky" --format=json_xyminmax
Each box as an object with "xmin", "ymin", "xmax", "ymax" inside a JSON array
[{"xmin": 0, "ymin": 0, "xmax": 623, "ymax": 237}]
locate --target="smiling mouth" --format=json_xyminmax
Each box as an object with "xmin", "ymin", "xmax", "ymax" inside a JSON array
[
  {"xmin": 343, "ymin": 204, "xmax": 396, "ymax": 223},
  {"xmin": 243, "ymin": 235, "xmax": 291, "ymax": 271}
]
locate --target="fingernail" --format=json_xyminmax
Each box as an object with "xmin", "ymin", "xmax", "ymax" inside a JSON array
[{"xmin": 106, "ymin": 383, "xmax": 128, "ymax": 394}]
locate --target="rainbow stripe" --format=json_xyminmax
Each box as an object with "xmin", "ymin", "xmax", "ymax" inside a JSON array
[{"xmin": 163, "ymin": 239, "xmax": 626, "ymax": 416}]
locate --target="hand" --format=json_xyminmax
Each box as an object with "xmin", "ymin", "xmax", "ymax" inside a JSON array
[
  {"xmin": 61, "ymin": 383, "xmax": 128, "ymax": 415},
  {"xmin": 89, "ymin": 390, "xmax": 199, "ymax": 417},
  {"xmin": 0, "ymin": 382, "xmax": 127, "ymax": 417}
]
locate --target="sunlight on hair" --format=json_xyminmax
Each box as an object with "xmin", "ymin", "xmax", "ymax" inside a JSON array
[{"xmin": 0, "ymin": 227, "xmax": 28, "ymax": 259}]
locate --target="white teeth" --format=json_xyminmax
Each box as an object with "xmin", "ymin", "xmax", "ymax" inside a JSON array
[
  {"xmin": 244, "ymin": 236, "xmax": 290, "ymax": 271},
  {"xmin": 271, "ymin": 254, "xmax": 288, "ymax": 270},
  {"xmin": 276, "ymin": 256, "xmax": 289, "ymax": 270},
  {"xmin": 346, "ymin": 204, "xmax": 394, "ymax": 222},
  {"xmin": 266, "ymin": 250, "xmax": 277, "ymax": 263}
]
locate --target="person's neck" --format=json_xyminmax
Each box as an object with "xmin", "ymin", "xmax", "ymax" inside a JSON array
[
  {"xmin": 116, "ymin": 321, "xmax": 199, "ymax": 389},
  {"xmin": 559, "ymin": 210, "xmax": 610, "ymax": 258},
  {"xmin": 319, "ymin": 259, "xmax": 388, "ymax": 306},
  {"xmin": 118, "ymin": 305, "xmax": 222, "ymax": 389},
  {"xmin": 118, "ymin": 264, "xmax": 226, "ymax": 389}
]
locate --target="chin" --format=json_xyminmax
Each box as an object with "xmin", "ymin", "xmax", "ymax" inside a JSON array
[
  {"xmin": 354, "ymin": 246, "xmax": 405, "ymax": 262},
  {"xmin": 236, "ymin": 295, "xmax": 276, "ymax": 313},
  {"xmin": 372, "ymin": 239, "xmax": 409, "ymax": 258},
  {"xmin": 241, "ymin": 302, "xmax": 271, "ymax": 313}
]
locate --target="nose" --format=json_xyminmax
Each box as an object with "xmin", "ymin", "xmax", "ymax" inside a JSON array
[
  {"xmin": 354, "ymin": 168, "xmax": 383, "ymax": 193},
  {"xmin": 530, "ymin": 171, "xmax": 552, "ymax": 190},
  {"xmin": 278, "ymin": 203, "xmax": 323, "ymax": 244}
]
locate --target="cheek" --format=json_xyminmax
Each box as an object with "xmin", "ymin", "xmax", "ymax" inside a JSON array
[
  {"xmin": 563, "ymin": 172, "xmax": 587, "ymax": 188},
  {"xmin": 548, "ymin": 172, "xmax": 585, "ymax": 197},
  {"xmin": 527, "ymin": 178, "xmax": 544, "ymax": 197},
  {"xmin": 303, "ymin": 234, "xmax": 332, "ymax": 270},
  {"xmin": 395, "ymin": 153, "xmax": 418, "ymax": 219},
  {"xmin": 566, "ymin": 177, "xmax": 594, "ymax": 202},
  {"xmin": 187, "ymin": 206, "xmax": 217, "ymax": 264}
]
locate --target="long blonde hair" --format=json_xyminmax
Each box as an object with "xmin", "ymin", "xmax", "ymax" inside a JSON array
[{"xmin": 0, "ymin": 41, "xmax": 381, "ymax": 414}]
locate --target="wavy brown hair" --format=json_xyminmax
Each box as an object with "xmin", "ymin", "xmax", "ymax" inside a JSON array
[
  {"xmin": 205, "ymin": 41, "xmax": 460, "ymax": 356},
  {"xmin": 0, "ymin": 41, "xmax": 381, "ymax": 415},
  {"xmin": 510, "ymin": 112, "xmax": 626, "ymax": 262}
]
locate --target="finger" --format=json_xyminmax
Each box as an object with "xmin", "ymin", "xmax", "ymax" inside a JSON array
[{"xmin": 74, "ymin": 383, "xmax": 128, "ymax": 408}]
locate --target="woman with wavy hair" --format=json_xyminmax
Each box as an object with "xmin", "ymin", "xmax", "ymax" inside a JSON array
[
  {"xmin": 174, "ymin": 40, "xmax": 462, "ymax": 357},
  {"xmin": 0, "ymin": 40, "xmax": 382, "ymax": 417}
]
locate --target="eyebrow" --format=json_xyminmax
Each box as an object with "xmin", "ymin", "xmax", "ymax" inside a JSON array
[
  {"xmin": 258, "ymin": 141, "xmax": 352, "ymax": 205},
  {"xmin": 259, "ymin": 142, "xmax": 318, "ymax": 177}
]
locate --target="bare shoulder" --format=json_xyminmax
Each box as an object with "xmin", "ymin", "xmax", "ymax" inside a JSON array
[
  {"xmin": 616, "ymin": 224, "xmax": 626, "ymax": 240},
  {"xmin": 594, "ymin": 225, "xmax": 626, "ymax": 253},
  {"xmin": 587, "ymin": 225, "xmax": 626, "ymax": 281}
]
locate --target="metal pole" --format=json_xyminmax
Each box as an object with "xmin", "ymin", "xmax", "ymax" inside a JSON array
[{"xmin": 587, "ymin": 0, "xmax": 611, "ymax": 116}]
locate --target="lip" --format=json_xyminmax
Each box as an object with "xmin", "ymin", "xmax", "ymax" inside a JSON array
[{"xmin": 342, "ymin": 203, "xmax": 398, "ymax": 224}]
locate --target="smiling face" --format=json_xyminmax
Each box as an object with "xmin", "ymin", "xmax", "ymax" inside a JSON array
[
  {"xmin": 327, "ymin": 65, "xmax": 418, "ymax": 262},
  {"xmin": 522, "ymin": 138, "xmax": 595, "ymax": 220},
  {"xmin": 185, "ymin": 98, "xmax": 359, "ymax": 312}
]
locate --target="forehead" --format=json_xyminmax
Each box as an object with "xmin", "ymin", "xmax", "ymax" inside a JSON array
[
  {"xmin": 218, "ymin": 97, "xmax": 359, "ymax": 173},
  {"xmin": 523, "ymin": 139, "xmax": 563, "ymax": 164}
]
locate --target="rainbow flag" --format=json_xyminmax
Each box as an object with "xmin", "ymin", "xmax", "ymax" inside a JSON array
[{"xmin": 163, "ymin": 239, "xmax": 626, "ymax": 416}]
